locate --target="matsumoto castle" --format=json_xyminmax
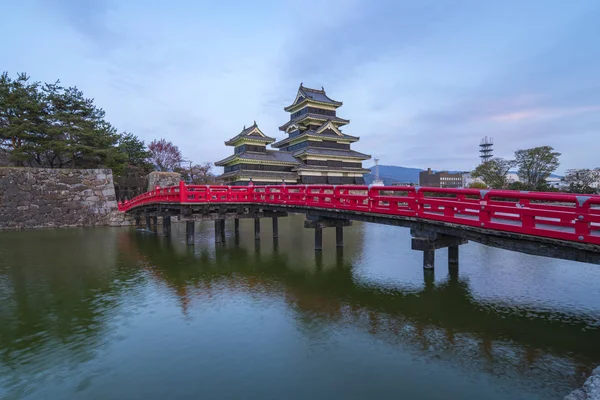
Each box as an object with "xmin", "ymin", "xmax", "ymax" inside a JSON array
[{"xmin": 215, "ymin": 84, "xmax": 371, "ymax": 185}]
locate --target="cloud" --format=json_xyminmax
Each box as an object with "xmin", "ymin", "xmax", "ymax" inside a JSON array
[
  {"xmin": 44, "ymin": 0, "xmax": 119, "ymax": 52},
  {"xmin": 487, "ymin": 106, "xmax": 600, "ymax": 122},
  {"xmin": 2, "ymin": 0, "xmax": 600, "ymax": 174}
]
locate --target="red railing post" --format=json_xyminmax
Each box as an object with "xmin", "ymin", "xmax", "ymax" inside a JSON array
[
  {"xmin": 179, "ymin": 180, "xmax": 186, "ymax": 203},
  {"xmin": 249, "ymin": 184, "xmax": 256, "ymax": 202},
  {"xmin": 478, "ymin": 189, "xmax": 491, "ymax": 227},
  {"xmin": 574, "ymin": 195, "xmax": 591, "ymax": 241},
  {"xmin": 414, "ymin": 187, "xmax": 425, "ymax": 217}
]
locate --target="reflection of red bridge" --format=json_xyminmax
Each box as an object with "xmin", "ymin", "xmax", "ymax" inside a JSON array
[
  {"xmin": 117, "ymin": 230, "xmax": 598, "ymax": 395},
  {"xmin": 119, "ymin": 182, "xmax": 600, "ymax": 265}
]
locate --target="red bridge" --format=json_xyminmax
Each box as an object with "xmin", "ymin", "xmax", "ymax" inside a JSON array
[{"xmin": 119, "ymin": 182, "xmax": 600, "ymax": 266}]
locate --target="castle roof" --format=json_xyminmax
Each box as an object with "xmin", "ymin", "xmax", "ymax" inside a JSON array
[
  {"xmin": 224, "ymin": 121, "xmax": 275, "ymax": 146},
  {"xmin": 215, "ymin": 150, "xmax": 300, "ymax": 166},
  {"xmin": 292, "ymin": 147, "xmax": 371, "ymax": 160},
  {"xmin": 279, "ymin": 114, "xmax": 350, "ymax": 131},
  {"xmin": 272, "ymin": 129, "xmax": 359, "ymax": 148},
  {"xmin": 284, "ymin": 84, "xmax": 343, "ymax": 111}
]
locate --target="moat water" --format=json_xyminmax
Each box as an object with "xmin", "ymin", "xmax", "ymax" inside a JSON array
[{"xmin": 0, "ymin": 215, "xmax": 599, "ymax": 399}]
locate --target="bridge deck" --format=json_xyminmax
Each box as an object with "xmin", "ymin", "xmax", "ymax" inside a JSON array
[{"xmin": 118, "ymin": 184, "xmax": 600, "ymax": 264}]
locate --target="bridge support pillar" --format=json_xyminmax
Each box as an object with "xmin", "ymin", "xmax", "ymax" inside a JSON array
[
  {"xmin": 254, "ymin": 217, "xmax": 260, "ymax": 241},
  {"xmin": 304, "ymin": 216, "xmax": 352, "ymax": 252},
  {"xmin": 186, "ymin": 221, "xmax": 195, "ymax": 245},
  {"xmin": 315, "ymin": 227, "xmax": 323, "ymax": 251},
  {"xmin": 215, "ymin": 219, "xmax": 224, "ymax": 243},
  {"xmin": 234, "ymin": 218, "xmax": 240, "ymax": 236},
  {"xmin": 336, "ymin": 225, "xmax": 344, "ymax": 247},
  {"xmin": 423, "ymin": 250, "xmax": 435, "ymax": 269},
  {"xmin": 163, "ymin": 216, "xmax": 171, "ymax": 237},
  {"xmin": 152, "ymin": 216, "xmax": 158, "ymax": 232},
  {"xmin": 448, "ymin": 245, "xmax": 459, "ymax": 266},
  {"xmin": 272, "ymin": 217, "xmax": 279, "ymax": 239},
  {"xmin": 411, "ymin": 228, "xmax": 467, "ymax": 270},
  {"xmin": 145, "ymin": 215, "xmax": 151, "ymax": 231},
  {"xmin": 135, "ymin": 215, "xmax": 141, "ymax": 228}
]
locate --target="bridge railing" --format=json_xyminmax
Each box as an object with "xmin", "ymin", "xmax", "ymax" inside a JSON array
[{"xmin": 118, "ymin": 183, "xmax": 600, "ymax": 245}]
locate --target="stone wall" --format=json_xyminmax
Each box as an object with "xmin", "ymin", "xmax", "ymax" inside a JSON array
[
  {"xmin": 0, "ymin": 167, "xmax": 132, "ymax": 230},
  {"xmin": 147, "ymin": 171, "xmax": 182, "ymax": 191}
]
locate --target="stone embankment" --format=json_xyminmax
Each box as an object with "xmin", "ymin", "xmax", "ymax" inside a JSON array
[
  {"xmin": 147, "ymin": 171, "xmax": 181, "ymax": 191},
  {"xmin": 565, "ymin": 366, "xmax": 600, "ymax": 400},
  {"xmin": 0, "ymin": 167, "xmax": 132, "ymax": 229}
]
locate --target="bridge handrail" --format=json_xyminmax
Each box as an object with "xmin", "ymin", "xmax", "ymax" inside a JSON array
[{"xmin": 118, "ymin": 183, "xmax": 600, "ymax": 245}]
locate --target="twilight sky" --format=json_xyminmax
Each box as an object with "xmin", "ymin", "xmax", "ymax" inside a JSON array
[{"xmin": 2, "ymin": 0, "xmax": 599, "ymax": 173}]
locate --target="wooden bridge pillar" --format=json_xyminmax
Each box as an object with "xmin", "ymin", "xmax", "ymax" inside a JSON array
[
  {"xmin": 234, "ymin": 218, "xmax": 240, "ymax": 236},
  {"xmin": 163, "ymin": 216, "xmax": 171, "ymax": 237},
  {"xmin": 254, "ymin": 217, "xmax": 260, "ymax": 241},
  {"xmin": 336, "ymin": 225, "xmax": 344, "ymax": 247},
  {"xmin": 145, "ymin": 215, "xmax": 151, "ymax": 231},
  {"xmin": 151, "ymin": 216, "xmax": 158, "ymax": 232},
  {"xmin": 272, "ymin": 217, "xmax": 279, "ymax": 239},
  {"xmin": 135, "ymin": 215, "xmax": 141, "ymax": 228},
  {"xmin": 186, "ymin": 221, "xmax": 195, "ymax": 245}
]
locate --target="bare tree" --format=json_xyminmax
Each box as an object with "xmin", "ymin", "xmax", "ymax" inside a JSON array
[
  {"xmin": 148, "ymin": 138, "xmax": 182, "ymax": 172},
  {"xmin": 564, "ymin": 168, "xmax": 600, "ymax": 194},
  {"xmin": 184, "ymin": 162, "xmax": 215, "ymax": 184}
]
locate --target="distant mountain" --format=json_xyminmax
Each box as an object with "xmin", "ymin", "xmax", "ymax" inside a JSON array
[
  {"xmin": 364, "ymin": 165, "xmax": 422, "ymax": 185},
  {"xmin": 364, "ymin": 165, "xmax": 563, "ymax": 185},
  {"xmin": 508, "ymin": 171, "xmax": 563, "ymax": 179}
]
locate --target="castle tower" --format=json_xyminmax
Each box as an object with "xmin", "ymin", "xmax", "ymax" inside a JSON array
[
  {"xmin": 271, "ymin": 84, "xmax": 371, "ymax": 184},
  {"xmin": 215, "ymin": 122, "xmax": 299, "ymax": 185}
]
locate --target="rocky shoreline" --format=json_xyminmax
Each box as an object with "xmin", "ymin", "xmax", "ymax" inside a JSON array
[{"xmin": 565, "ymin": 367, "xmax": 600, "ymax": 400}]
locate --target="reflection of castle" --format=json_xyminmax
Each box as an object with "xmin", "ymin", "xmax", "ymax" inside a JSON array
[{"xmin": 215, "ymin": 84, "xmax": 371, "ymax": 185}]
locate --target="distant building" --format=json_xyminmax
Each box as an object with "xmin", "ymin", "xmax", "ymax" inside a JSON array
[
  {"xmin": 216, "ymin": 84, "xmax": 371, "ymax": 185},
  {"xmin": 419, "ymin": 168, "xmax": 463, "ymax": 188}
]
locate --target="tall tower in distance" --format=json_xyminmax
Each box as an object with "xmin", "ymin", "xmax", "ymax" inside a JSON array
[
  {"xmin": 372, "ymin": 158, "xmax": 383, "ymax": 186},
  {"xmin": 479, "ymin": 136, "xmax": 493, "ymax": 163}
]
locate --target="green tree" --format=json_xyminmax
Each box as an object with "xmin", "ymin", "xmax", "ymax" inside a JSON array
[
  {"xmin": 0, "ymin": 72, "xmax": 46, "ymax": 164},
  {"xmin": 0, "ymin": 71, "xmax": 144, "ymax": 173},
  {"xmin": 44, "ymin": 83, "xmax": 123, "ymax": 169},
  {"xmin": 471, "ymin": 158, "xmax": 515, "ymax": 189},
  {"xmin": 117, "ymin": 132, "xmax": 152, "ymax": 171},
  {"xmin": 514, "ymin": 146, "xmax": 561, "ymax": 190},
  {"xmin": 468, "ymin": 181, "xmax": 488, "ymax": 189},
  {"xmin": 507, "ymin": 181, "xmax": 527, "ymax": 191}
]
